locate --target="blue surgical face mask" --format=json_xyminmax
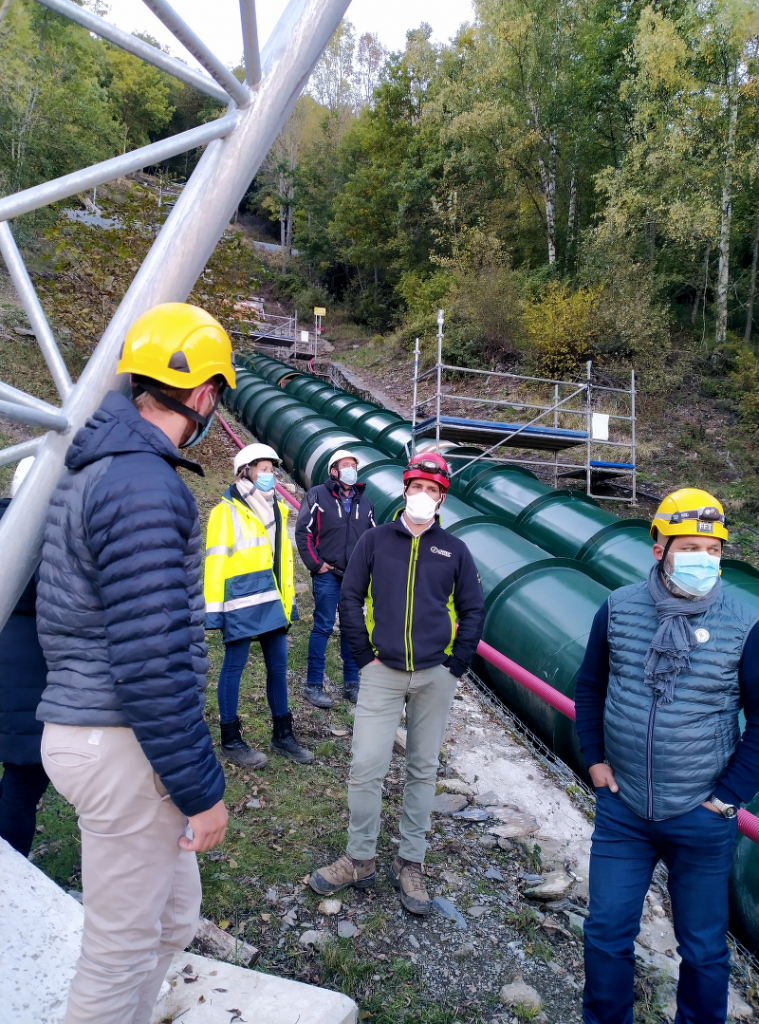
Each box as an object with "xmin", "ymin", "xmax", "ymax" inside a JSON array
[
  {"xmin": 667, "ymin": 551, "xmax": 721, "ymax": 598},
  {"xmin": 181, "ymin": 414, "xmax": 214, "ymax": 449},
  {"xmin": 339, "ymin": 467, "xmax": 358, "ymax": 486},
  {"xmin": 255, "ymin": 472, "xmax": 275, "ymax": 493}
]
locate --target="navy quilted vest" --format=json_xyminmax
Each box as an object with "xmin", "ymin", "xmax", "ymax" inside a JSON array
[{"xmin": 604, "ymin": 582, "xmax": 758, "ymax": 820}]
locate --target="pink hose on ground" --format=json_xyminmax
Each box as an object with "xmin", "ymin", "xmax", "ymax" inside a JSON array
[
  {"xmin": 214, "ymin": 412, "xmax": 301, "ymax": 510},
  {"xmin": 216, "ymin": 407, "xmax": 759, "ymax": 843}
]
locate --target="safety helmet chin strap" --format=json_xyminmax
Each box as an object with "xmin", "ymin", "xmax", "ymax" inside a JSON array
[{"xmin": 131, "ymin": 380, "xmax": 212, "ymax": 426}]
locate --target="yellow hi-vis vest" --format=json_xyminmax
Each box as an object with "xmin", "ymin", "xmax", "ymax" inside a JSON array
[{"xmin": 204, "ymin": 492, "xmax": 297, "ymax": 642}]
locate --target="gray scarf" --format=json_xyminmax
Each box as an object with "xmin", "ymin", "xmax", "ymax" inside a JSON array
[{"xmin": 643, "ymin": 562, "xmax": 721, "ymax": 705}]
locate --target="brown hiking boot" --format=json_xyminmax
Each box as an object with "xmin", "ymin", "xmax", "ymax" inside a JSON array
[
  {"xmin": 388, "ymin": 856, "xmax": 431, "ymax": 916},
  {"xmin": 309, "ymin": 854, "xmax": 376, "ymax": 896}
]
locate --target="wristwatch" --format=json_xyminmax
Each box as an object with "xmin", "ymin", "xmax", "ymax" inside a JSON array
[{"xmin": 710, "ymin": 796, "xmax": 738, "ymax": 818}]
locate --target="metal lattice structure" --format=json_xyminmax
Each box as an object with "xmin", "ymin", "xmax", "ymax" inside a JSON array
[{"xmin": 0, "ymin": 0, "xmax": 350, "ymax": 630}]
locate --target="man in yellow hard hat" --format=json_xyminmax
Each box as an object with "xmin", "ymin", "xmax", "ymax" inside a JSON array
[
  {"xmin": 36, "ymin": 303, "xmax": 234, "ymax": 1024},
  {"xmin": 575, "ymin": 488, "xmax": 759, "ymax": 1024}
]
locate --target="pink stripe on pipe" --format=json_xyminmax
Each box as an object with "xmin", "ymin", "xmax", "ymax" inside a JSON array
[
  {"xmin": 476, "ymin": 638, "xmax": 576, "ymax": 720},
  {"xmin": 214, "ymin": 412, "xmax": 301, "ymax": 510}
]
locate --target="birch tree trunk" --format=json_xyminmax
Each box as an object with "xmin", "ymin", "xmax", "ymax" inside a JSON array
[
  {"xmin": 715, "ymin": 72, "xmax": 738, "ymax": 347},
  {"xmin": 744, "ymin": 208, "xmax": 759, "ymax": 343},
  {"xmin": 692, "ymin": 244, "xmax": 711, "ymax": 326},
  {"xmin": 531, "ymin": 97, "xmax": 557, "ymax": 266},
  {"xmin": 536, "ymin": 139, "xmax": 557, "ymax": 265},
  {"xmin": 565, "ymin": 163, "xmax": 577, "ymax": 271}
]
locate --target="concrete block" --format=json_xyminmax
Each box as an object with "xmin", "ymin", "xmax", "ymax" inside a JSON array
[
  {"xmin": 0, "ymin": 838, "xmax": 83, "ymax": 1023},
  {"xmin": 151, "ymin": 953, "xmax": 357, "ymax": 1024}
]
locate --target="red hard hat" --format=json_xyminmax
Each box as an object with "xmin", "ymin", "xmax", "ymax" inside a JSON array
[{"xmin": 403, "ymin": 452, "xmax": 450, "ymax": 492}]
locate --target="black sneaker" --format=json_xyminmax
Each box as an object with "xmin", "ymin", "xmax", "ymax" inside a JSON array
[
  {"xmin": 343, "ymin": 684, "xmax": 359, "ymax": 705},
  {"xmin": 302, "ymin": 684, "xmax": 333, "ymax": 709}
]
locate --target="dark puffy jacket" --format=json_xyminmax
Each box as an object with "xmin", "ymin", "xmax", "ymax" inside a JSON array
[
  {"xmin": 295, "ymin": 480, "xmax": 375, "ymax": 576},
  {"xmin": 36, "ymin": 390, "xmax": 224, "ymax": 817},
  {"xmin": 339, "ymin": 513, "xmax": 485, "ymax": 677},
  {"xmin": 0, "ymin": 498, "xmax": 47, "ymax": 765}
]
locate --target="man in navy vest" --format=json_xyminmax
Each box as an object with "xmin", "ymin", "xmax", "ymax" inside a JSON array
[{"xmin": 575, "ymin": 488, "xmax": 759, "ymax": 1024}]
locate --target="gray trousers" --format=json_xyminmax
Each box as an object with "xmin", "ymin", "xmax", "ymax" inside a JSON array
[{"xmin": 346, "ymin": 661, "xmax": 457, "ymax": 863}]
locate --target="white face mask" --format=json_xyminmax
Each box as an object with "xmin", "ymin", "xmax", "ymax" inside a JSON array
[{"xmin": 405, "ymin": 490, "xmax": 439, "ymax": 525}]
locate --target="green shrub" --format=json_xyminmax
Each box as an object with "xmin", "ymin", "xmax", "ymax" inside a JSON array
[{"xmin": 522, "ymin": 281, "xmax": 601, "ymax": 377}]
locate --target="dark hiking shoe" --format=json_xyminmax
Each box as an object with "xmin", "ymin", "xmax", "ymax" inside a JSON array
[
  {"xmin": 302, "ymin": 684, "xmax": 333, "ymax": 709},
  {"xmin": 343, "ymin": 684, "xmax": 359, "ymax": 705},
  {"xmin": 219, "ymin": 717, "xmax": 268, "ymax": 769},
  {"xmin": 271, "ymin": 712, "xmax": 314, "ymax": 764},
  {"xmin": 389, "ymin": 856, "xmax": 431, "ymax": 916},
  {"xmin": 310, "ymin": 854, "xmax": 376, "ymax": 895}
]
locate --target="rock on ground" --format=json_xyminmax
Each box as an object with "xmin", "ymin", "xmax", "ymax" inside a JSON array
[
  {"xmin": 499, "ymin": 976, "xmax": 543, "ymax": 1010},
  {"xmin": 299, "ymin": 930, "xmax": 331, "ymax": 949},
  {"xmin": 432, "ymin": 793, "xmax": 469, "ymax": 815}
]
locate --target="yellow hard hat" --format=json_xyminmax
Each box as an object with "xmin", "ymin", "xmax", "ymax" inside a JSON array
[
  {"xmin": 118, "ymin": 303, "xmax": 236, "ymax": 390},
  {"xmin": 650, "ymin": 488, "xmax": 728, "ymax": 543}
]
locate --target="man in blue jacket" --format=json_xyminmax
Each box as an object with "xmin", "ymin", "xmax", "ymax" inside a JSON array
[
  {"xmin": 575, "ymin": 488, "xmax": 759, "ymax": 1024},
  {"xmin": 295, "ymin": 448, "xmax": 375, "ymax": 708},
  {"xmin": 310, "ymin": 453, "xmax": 485, "ymax": 915},
  {"xmin": 36, "ymin": 303, "xmax": 235, "ymax": 1024}
]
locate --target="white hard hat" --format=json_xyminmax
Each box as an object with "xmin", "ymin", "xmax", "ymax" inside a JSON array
[
  {"xmin": 234, "ymin": 443, "xmax": 281, "ymax": 475},
  {"xmin": 11, "ymin": 456, "xmax": 34, "ymax": 498},
  {"xmin": 328, "ymin": 448, "xmax": 358, "ymax": 472}
]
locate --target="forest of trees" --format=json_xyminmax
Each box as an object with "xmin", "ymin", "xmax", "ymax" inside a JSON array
[
  {"xmin": 2, "ymin": 0, "xmax": 759, "ymax": 380},
  {"xmin": 249, "ymin": 0, "xmax": 759, "ymax": 379},
  {"xmin": 0, "ymin": 0, "xmax": 228, "ymax": 190}
]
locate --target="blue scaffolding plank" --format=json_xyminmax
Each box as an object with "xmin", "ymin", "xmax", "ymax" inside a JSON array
[{"xmin": 413, "ymin": 414, "xmax": 588, "ymax": 452}]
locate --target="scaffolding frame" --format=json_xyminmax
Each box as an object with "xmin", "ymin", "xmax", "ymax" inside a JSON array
[
  {"xmin": 0, "ymin": 0, "xmax": 351, "ymax": 632},
  {"xmin": 410, "ymin": 312, "xmax": 637, "ymax": 503}
]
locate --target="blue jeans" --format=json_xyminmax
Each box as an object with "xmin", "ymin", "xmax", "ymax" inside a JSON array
[
  {"xmin": 307, "ymin": 570, "xmax": 359, "ymax": 688},
  {"xmin": 217, "ymin": 628, "xmax": 289, "ymax": 722},
  {"xmin": 584, "ymin": 787, "xmax": 738, "ymax": 1024}
]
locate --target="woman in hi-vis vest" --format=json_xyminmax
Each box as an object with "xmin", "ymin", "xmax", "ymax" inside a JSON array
[{"xmin": 204, "ymin": 443, "xmax": 312, "ymax": 767}]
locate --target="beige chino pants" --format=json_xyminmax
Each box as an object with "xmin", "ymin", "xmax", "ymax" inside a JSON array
[
  {"xmin": 41, "ymin": 723, "xmax": 202, "ymax": 1024},
  {"xmin": 346, "ymin": 661, "xmax": 457, "ymax": 863}
]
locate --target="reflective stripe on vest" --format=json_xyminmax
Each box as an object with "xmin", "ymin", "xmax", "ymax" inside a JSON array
[
  {"xmin": 206, "ymin": 536, "xmax": 268, "ymax": 558},
  {"xmin": 205, "ymin": 590, "xmax": 282, "ymax": 614}
]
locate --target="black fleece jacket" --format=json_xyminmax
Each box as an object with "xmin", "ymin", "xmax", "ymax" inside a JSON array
[
  {"xmin": 339, "ymin": 514, "xmax": 485, "ymax": 677},
  {"xmin": 295, "ymin": 479, "xmax": 375, "ymax": 576}
]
